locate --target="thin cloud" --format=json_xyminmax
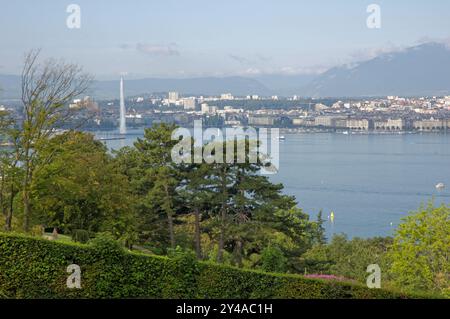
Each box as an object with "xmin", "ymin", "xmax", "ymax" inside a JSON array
[
  {"xmin": 349, "ymin": 44, "xmax": 406, "ymax": 62},
  {"xmin": 348, "ymin": 37, "xmax": 450, "ymax": 63},
  {"xmin": 255, "ymin": 54, "xmax": 272, "ymax": 62},
  {"xmin": 228, "ymin": 54, "xmax": 252, "ymax": 65},
  {"xmin": 236, "ymin": 65, "xmax": 328, "ymax": 76},
  {"xmin": 120, "ymin": 43, "xmax": 180, "ymax": 57},
  {"xmin": 136, "ymin": 43, "xmax": 180, "ymax": 56},
  {"xmin": 416, "ymin": 36, "xmax": 450, "ymax": 49},
  {"xmin": 242, "ymin": 68, "xmax": 263, "ymax": 75},
  {"xmin": 228, "ymin": 54, "xmax": 272, "ymax": 65},
  {"xmin": 278, "ymin": 65, "xmax": 328, "ymax": 75}
]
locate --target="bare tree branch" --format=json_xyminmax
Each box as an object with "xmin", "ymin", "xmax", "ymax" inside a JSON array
[{"xmin": 19, "ymin": 49, "xmax": 94, "ymax": 231}]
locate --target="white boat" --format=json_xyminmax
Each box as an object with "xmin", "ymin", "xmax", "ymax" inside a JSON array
[
  {"xmin": 278, "ymin": 136, "xmax": 286, "ymax": 140},
  {"xmin": 435, "ymin": 183, "xmax": 445, "ymax": 190}
]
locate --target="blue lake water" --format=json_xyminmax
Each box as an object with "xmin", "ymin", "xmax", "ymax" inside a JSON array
[{"xmin": 95, "ymin": 129, "xmax": 450, "ymax": 239}]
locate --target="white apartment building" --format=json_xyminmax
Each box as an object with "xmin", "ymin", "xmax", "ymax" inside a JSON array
[
  {"xmin": 182, "ymin": 98, "xmax": 196, "ymax": 110},
  {"xmin": 220, "ymin": 93, "xmax": 234, "ymax": 100},
  {"xmin": 168, "ymin": 91, "xmax": 179, "ymax": 103}
]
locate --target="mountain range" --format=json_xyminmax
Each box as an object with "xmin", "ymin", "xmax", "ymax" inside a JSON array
[
  {"xmin": 301, "ymin": 42, "xmax": 450, "ymax": 97},
  {"xmin": 92, "ymin": 76, "xmax": 270, "ymax": 99},
  {"xmin": 1, "ymin": 42, "xmax": 450, "ymax": 100}
]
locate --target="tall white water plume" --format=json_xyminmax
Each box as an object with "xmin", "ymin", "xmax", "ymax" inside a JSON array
[{"xmin": 119, "ymin": 76, "xmax": 127, "ymax": 134}]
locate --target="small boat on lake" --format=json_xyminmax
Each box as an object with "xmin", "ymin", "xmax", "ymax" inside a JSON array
[{"xmin": 435, "ymin": 183, "xmax": 445, "ymax": 190}]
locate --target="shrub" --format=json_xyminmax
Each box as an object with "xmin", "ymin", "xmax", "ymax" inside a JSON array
[
  {"xmin": 260, "ymin": 246, "xmax": 288, "ymax": 273},
  {"xmin": 388, "ymin": 204, "xmax": 450, "ymax": 296},
  {"xmin": 71, "ymin": 229, "xmax": 92, "ymax": 243},
  {"xmin": 0, "ymin": 233, "xmax": 428, "ymax": 299}
]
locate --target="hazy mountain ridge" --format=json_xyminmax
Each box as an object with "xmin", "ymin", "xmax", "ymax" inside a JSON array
[
  {"xmin": 1, "ymin": 42, "xmax": 450, "ymax": 100},
  {"xmin": 301, "ymin": 42, "xmax": 450, "ymax": 97},
  {"xmin": 252, "ymin": 74, "xmax": 318, "ymax": 96},
  {"xmin": 0, "ymin": 75, "xmax": 271, "ymax": 100},
  {"xmin": 92, "ymin": 76, "xmax": 271, "ymax": 99}
]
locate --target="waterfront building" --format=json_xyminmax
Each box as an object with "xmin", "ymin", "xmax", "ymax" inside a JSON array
[
  {"xmin": 292, "ymin": 118, "xmax": 315, "ymax": 126},
  {"xmin": 346, "ymin": 119, "xmax": 370, "ymax": 131},
  {"xmin": 374, "ymin": 119, "xmax": 405, "ymax": 131},
  {"xmin": 248, "ymin": 116, "xmax": 275, "ymax": 126},
  {"xmin": 334, "ymin": 119, "xmax": 348, "ymax": 128},
  {"xmin": 314, "ymin": 116, "xmax": 335, "ymax": 127},
  {"xmin": 413, "ymin": 119, "xmax": 447, "ymax": 131},
  {"xmin": 314, "ymin": 116, "xmax": 334, "ymax": 127}
]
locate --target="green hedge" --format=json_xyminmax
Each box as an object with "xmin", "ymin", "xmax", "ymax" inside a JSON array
[{"xmin": 0, "ymin": 233, "xmax": 421, "ymax": 299}]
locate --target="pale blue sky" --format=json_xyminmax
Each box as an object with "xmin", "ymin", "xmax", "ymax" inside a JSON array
[{"xmin": 1, "ymin": 0, "xmax": 450, "ymax": 78}]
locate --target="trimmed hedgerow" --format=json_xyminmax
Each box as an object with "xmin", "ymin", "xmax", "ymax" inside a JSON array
[{"xmin": 0, "ymin": 233, "xmax": 426, "ymax": 299}]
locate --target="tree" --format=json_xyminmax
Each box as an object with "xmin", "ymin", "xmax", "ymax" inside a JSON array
[
  {"xmin": 32, "ymin": 131, "xmax": 135, "ymax": 242},
  {"xmin": 178, "ymin": 161, "xmax": 213, "ymax": 259},
  {"xmin": 388, "ymin": 203, "xmax": 450, "ymax": 296},
  {"xmin": 313, "ymin": 210, "xmax": 327, "ymax": 245},
  {"xmin": 204, "ymin": 139, "xmax": 298, "ymax": 265},
  {"xmin": 120, "ymin": 123, "xmax": 182, "ymax": 250},
  {"xmin": 260, "ymin": 246, "xmax": 288, "ymax": 273},
  {"xmin": 112, "ymin": 126, "xmax": 317, "ymax": 268},
  {"xmin": 19, "ymin": 50, "xmax": 92, "ymax": 231},
  {"xmin": 301, "ymin": 234, "xmax": 392, "ymax": 282},
  {"xmin": 0, "ymin": 111, "xmax": 22, "ymax": 231},
  {"xmin": 267, "ymin": 207, "xmax": 315, "ymax": 271}
]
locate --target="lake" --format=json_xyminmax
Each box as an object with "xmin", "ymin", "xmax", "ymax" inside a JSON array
[{"xmin": 94, "ymin": 129, "xmax": 450, "ymax": 239}]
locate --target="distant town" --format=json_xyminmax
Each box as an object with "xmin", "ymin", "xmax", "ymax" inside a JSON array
[{"xmin": 2, "ymin": 90, "xmax": 450, "ymax": 133}]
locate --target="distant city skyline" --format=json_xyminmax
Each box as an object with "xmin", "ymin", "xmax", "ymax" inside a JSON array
[{"xmin": 1, "ymin": 0, "xmax": 450, "ymax": 78}]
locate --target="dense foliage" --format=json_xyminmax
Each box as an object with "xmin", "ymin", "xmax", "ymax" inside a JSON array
[
  {"xmin": 300, "ymin": 235, "xmax": 392, "ymax": 282},
  {"xmin": 388, "ymin": 204, "xmax": 450, "ymax": 297},
  {"xmin": 0, "ymin": 232, "xmax": 422, "ymax": 299}
]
